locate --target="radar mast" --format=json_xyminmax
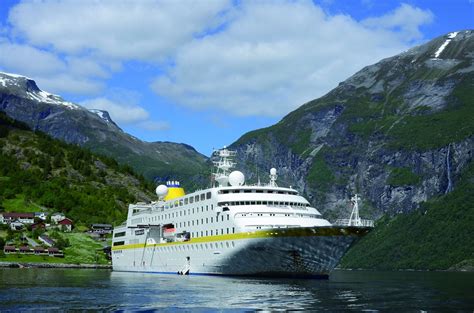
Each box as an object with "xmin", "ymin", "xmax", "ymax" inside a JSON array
[{"xmin": 212, "ymin": 147, "xmax": 236, "ymax": 187}]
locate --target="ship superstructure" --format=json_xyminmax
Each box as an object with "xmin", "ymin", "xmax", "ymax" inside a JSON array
[{"xmin": 112, "ymin": 147, "xmax": 373, "ymax": 277}]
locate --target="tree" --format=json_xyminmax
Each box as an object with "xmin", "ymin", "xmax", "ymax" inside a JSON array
[{"xmin": 0, "ymin": 237, "xmax": 5, "ymax": 249}]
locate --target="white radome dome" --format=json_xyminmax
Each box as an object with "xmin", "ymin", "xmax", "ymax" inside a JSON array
[
  {"xmin": 156, "ymin": 185, "xmax": 169, "ymax": 197},
  {"xmin": 270, "ymin": 168, "xmax": 277, "ymax": 175},
  {"xmin": 228, "ymin": 171, "xmax": 245, "ymax": 186}
]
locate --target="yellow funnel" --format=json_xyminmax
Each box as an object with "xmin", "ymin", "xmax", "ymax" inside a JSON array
[{"xmin": 164, "ymin": 181, "xmax": 185, "ymax": 201}]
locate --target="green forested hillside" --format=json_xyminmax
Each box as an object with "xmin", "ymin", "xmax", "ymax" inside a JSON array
[
  {"xmin": 0, "ymin": 112, "xmax": 155, "ymax": 226},
  {"xmin": 340, "ymin": 161, "xmax": 474, "ymax": 270}
]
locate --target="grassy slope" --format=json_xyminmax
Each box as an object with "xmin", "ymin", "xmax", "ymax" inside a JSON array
[{"xmin": 340, "ymin": 161, "xmax": 474, "ymax": 270}]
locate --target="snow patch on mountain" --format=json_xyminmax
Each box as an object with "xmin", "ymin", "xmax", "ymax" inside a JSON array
[{"xmin": 433, "ymin": 32, "xmax": 459, "ymax": 59}]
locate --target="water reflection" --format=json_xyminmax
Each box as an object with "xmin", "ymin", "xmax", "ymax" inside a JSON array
[{"xmin": 0, "ymin": 268, "xmax": 473, "ymax": 311}]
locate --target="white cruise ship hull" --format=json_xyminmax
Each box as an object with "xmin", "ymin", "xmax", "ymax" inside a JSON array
[{"xmin": 112, "ymin": 226, "xmax": 370, "ymax": 278}]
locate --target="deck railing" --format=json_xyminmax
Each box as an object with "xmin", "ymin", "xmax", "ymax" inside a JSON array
[{"xmin": 333, "ymin": 219, "xmax": 374, "ymax": 227}]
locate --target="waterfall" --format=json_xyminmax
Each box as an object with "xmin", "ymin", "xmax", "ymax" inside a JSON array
[{"xmin": 445, "ymin": 143, "xmax": 453, "ymax": 194}]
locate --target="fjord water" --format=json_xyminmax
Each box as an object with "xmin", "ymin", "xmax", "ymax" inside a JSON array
[{"xmin": 1, "ymin": 268, "xmax": 473, "ymax": 311}]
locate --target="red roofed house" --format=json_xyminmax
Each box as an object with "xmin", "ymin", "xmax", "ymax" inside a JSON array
[
  {"xmin": 19, "ymin": 246, "xmax": 33, "ymax": 254},
  {"xmin": 34, "ymin": 247, "xmax": 46, "ymax": 255},
  {"xmin": 58, "ymin": 218, "xmax": 74, "ymax": 232},
  {"xmin": 31, "ymin": 222, "xmax": 46, "ymax": 230},
  {"xmin": 47, "ymin": 247, "xmax": 64, "ymax": 257},
  {"xmin": 3, "ymin": 246, "xmax": 17, "ymax": 254}
]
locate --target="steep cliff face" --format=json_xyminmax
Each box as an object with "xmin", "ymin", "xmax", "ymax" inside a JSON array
[
  {"xmin": 0, "ymin": 72, "xmax": 208, "ymax": 187},
  {"xmin": 231, "ymin": 30, "xmax": 474, "ymax": 219}
]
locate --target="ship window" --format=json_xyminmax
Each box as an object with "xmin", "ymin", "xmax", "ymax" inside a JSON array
[
  {"xmin": 278, "ymin": 191, "xmax": 284, "ymax": 194},
  {"xmin": 184, "ymin": 198, "xmax": 188, "ymax": 205},
  {"xmin": 201, "ymin": 218, "xmax": 204, "ymax": 224},
  {"xmin": 206, "ymin": 218, "xmax": 208, "ymax": 223},
  {"xmin": 221, "ymin": 215, "xmax": 224, "ymax": 222},
  {"xmin": 179, "ymin": 200, "xmax": 183, "ymax": 206},
  {"xmin": 226, "ymin": 228, "xmax": 229, "ymax": 234},
  {"xmin": 257, "ymin": 201, "xmax": 262, "ymax": 205},
  {"xmin": 244, "ymin": 190, "xmax": 251, "ymax": 193},
  {"xmin": 245, "ymin": 201, "xmax": 250, "ymax": 205},
  {"xmin": 192, "ymin": 208, "xmax": 194, "ymax": 214},
  {"xmin": 251, "ymin": 201, "xmax": 256, "ymax": 205},
  {"xmin": 206, "ymin": 230, "xmax": 208, "ymax": 236},
  {"xmin": 211, "ymin": 217, "xmax": 213, "ymax": 223},
  {"xmin": 285, "ymin": 202, "xmax": 289, "ymax": 205},
  {"xmin": 196, "ymin": 220, "xmax": 199, "ymax": 225},
  {"xmin": 170, "ymin": 203, "xmax": 173, "ymax": 208},
  {"xmin": 211, "ymin": 230, "xmax": 213, "ymax": 235},
  {"xmin": 206, "ymin": 205, "xmax": 208, "ymax": 211},
  {"xmin": 227, "ymin": 215, "xmax": 229, "ymax": 220},
  {"xmin": 113, "ymin": 241, "xmax": 125, "ymax": 246},
  {"xmin": 211, "ymin": 204, "xmax": 213, "ymax": 210},
  {"xmin": 232, "ymin": 227, "xmax": 235, "ymax": 233},
  {"xmin": 114, "ymin": 231, "xmax": 126, "ymax": 238},
  {"xmin": 200, "ymin": 194, "xmax": 205, "ymax": 201},
  {"xmin": 190, "ymin": 197, "xmax": 194, "ymax": 204},
  {"xmin": 202, "ymin": 206, "xmax": 204, "ymax": 212},
  {"xmin": 206, "ymin": 192, "xmax": 211, "ymax": 199},
  {"xmin": 201, "ymin": 231, "xmax": 203, "ymax": 237},
  {"xmin": 195, "ymin": 195, "xmax": 199, "ymax": 202},
  {"xmin": 222, "ymin": 190, "xmax": 229, "ymax": 194}
]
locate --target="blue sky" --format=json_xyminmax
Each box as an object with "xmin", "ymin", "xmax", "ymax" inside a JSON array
[{"xmin": 0, "ymin": 0, "xmax": 472, "ymax": 156}]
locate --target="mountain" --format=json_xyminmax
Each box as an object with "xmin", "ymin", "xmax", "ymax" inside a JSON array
[
  {"xmin": 230, "ymin": 30, "xmax": 474, "ymax": 269},
  {"xmin": 0, "ymin": 72, "xmax": 209, "ymax": 189},
  {"xmin": 0, "ymin": 111, "xmax": 155, "ymax": 225}
]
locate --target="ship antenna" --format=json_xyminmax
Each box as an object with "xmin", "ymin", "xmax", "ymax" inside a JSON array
[
  {"xmin": 349, "ymin": 194, "xmax": 362, "ymax": 226},
  {"xmin": 212, "ymin": 146, "xmax": 236, "ymax": 187}
]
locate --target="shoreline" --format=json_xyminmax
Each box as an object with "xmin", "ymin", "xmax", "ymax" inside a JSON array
[{"xmin": 0, "ymin": 261, "xmax": 111, "ymax": 269}]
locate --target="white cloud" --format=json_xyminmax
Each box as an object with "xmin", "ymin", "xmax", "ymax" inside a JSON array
[
  {"xmin": 80, "ymin": 97, "xmax": 149, "ymax": 124},
  {"xmin": 152, "ymin": 1, "xmax": 434, "ymax": 116},
  {"xmin": 8, "ymin": 0, "xmax": 229, "ymax": 61},
  {"xmin": 362, "ymin": 3, "xmax": 434, "ymax": 41},
  {"xmin": 4, "ymin": 0, "xmax": 435, "ymax": 118},
  {"xmin": 0, "ymin": 39, "xmax": 106, "ymax": 95},
  {"xmin": 80, "ymin": 96, "xmax": 170, "ymax": 131}
]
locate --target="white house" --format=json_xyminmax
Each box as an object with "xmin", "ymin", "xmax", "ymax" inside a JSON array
[{"xmin": 51, "ymin": 213, "xmax": 66, "ymax": 224}]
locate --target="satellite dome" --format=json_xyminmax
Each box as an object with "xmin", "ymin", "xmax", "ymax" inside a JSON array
[
  {"xmin": 270, "ymin": 168, "xmax": 277, "ymax": 175},
  {"xmin": 228, "ymin": 171, "xmax": 245, "ymax": 186},
  {"xmin": 156, "ymin": 185, "xmax": 169, "ymax": 197}
]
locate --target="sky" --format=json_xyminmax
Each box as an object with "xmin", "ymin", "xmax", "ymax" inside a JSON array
[{"xmin": 0, "ymin": 0, "xmax": 472, "ymax": 156}]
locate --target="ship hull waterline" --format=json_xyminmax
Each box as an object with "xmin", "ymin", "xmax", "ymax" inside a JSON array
[{"xmin": 112, "ymin": 226, "xmax": 371, "ymax": 278}]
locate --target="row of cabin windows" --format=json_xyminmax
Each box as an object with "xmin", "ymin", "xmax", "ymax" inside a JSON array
[
  {"xmin": 237, "ymin": 212, "xmax": 320, "ymax": 218},
  {"xmin": 190, "ymin": 227, "xmax": 235, "ymax": 238},
  {"xmin": 144, "ymin": 211, "xmax": 230, "ymax": 225},
  {"xmin": 218, "ymin": 201, "xmax": 308, "ymax": 208},
  {"xmin": 146, "ymin": 205, "xmax": 214, "ymax": 222},
  {"xmin": 219, "ymin": 189, "xmax": 297, "ymax": 195},
  {"xmin": 157, "ymin": 241, "xmax": 235, "ymax": 252},
  {"xmin": 168, "ymin": 192, "xmax": 212, "ymax": 209}
]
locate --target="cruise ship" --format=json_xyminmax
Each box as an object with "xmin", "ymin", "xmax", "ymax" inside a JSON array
[{"xmin": 112, "ymin": 147, "xmax": 373, "ymax": 278}]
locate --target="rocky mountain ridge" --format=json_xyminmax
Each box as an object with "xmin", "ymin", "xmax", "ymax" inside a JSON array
[
  {"xmin": 231, "ymin": 30, "xmax": 474, "ymax": 219},
  {"xmin": 0, "ymin": 72, "xmax": 209, "ymax": 188}
]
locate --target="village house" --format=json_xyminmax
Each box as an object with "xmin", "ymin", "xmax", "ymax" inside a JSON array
[
  {"xmin": 1, "ymin": 212, "xmax": 35, "ymax": 224},
  {"xmin": 58, "ymin": 218, "xmax": 73, "ymax": 232},
  {"xmin": 3, "ymin": 246, "xmax": 17, "ymax": 254},
  {"xmin": 90, "ymin": 223, "xmax": 113, "ymax": 235},
  {"xmin": 38, "ymin": 234, "xmax": 55, "ymax": 247},
  {"xmin": 34, "ymin": 212, "xmax": 47, "ymax": 221},
  {"xmin": 51, "ymin": 213, "xmax": 66, "ymax": 224},
  {"xmin": 31, "ymin": 222, "xmax": 46, "ymax": 231},
  {"xmin": 34, "ymin": 247, "xmax": 47, "ymax": 255},
  {"xmin": 10, "ymin": 221, "xmax": 25, "ymax": 231}
]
